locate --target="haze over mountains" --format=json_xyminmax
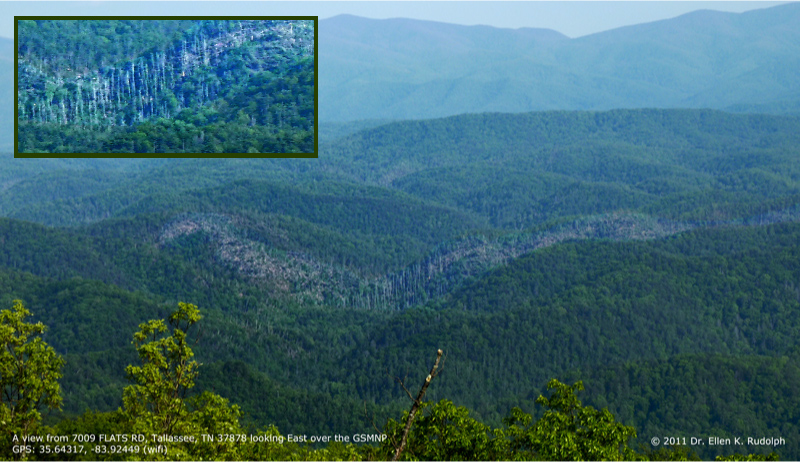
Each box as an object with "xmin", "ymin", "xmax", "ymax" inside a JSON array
[
  {"xmin": 0, "ymin": 37, "xmax": 12, "ymax": 151},
  {"xmin": 2, "ymin": 3, "xmax": 799, "ymax": 146},
  {"xmin": 319, "ymin": 3, "xmax": 800, "ymax": 121}
]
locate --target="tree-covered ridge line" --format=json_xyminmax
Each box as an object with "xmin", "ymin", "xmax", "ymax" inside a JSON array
[
  {"xmin": 2, "ymin": 196, "xmax": 799, "ymax": 316},
  {"xmin": 7, "ymin": 109, "xmax": 799, "ymax": 225},
  {"xmin": 0, "ymin": 172, "xmax": 485, "ymax": 307},
  {"xmin": 17, "ymin": 20, "xmax": 199, "ymax": 75},
  {"xmin": 17, "ymin": 19, "xmax": 313, "ymax": 127},
  {"xmin": 320, "ymin": 109, "xmax": 800, "ymax": 186},
  {"xmin": 344, "ymin": 202, "xmax": 800, "ymax": 310},
  {"xmin": 320, "ymin": 109, "xmax": 800, "ymax": 227},
  {"xmin": 0, "ymin": 159, "xmax": 315, "ymax": 226},
  {"xmin": 4, "ymin": 107, "xmax": 800, "ymax": 307},
  {"xmin": 158, "ymin": 202, "xmax": 800, "ymax": 311},
  {"xmin": 1, "ymin": 166, "xmax": 800, "ymax": 313}
]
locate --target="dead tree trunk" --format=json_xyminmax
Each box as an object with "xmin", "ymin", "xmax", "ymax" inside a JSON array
[{"xmin": 392, "ymin": 349, "xmax": 444, "ymax": 461}]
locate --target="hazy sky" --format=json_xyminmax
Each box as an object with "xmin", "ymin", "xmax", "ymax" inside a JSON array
[{"xmin": 1, "ymin": 1, "xmax": 788, "ymax": 39}]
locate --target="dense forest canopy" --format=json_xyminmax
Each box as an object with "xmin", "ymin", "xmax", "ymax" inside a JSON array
[
  {"xmin": 16, "ymin": 19, "xmax": 315, "ymax": 154},
  {"xmin": 1, "ymin": 107, "xmax": 799, "ymax": 459}
]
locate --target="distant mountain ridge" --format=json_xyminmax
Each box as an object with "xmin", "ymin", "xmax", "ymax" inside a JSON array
[
  {"xmin": 0, "ymin": 37, "xmax": 12, "ymax": 152},
  {"xmin": 3, "ymin": 5, "xmax": 800, "ymax": 148},
  {"xmin": 319, "ymin": 3, "xmax": 800, "ymax": 121}
]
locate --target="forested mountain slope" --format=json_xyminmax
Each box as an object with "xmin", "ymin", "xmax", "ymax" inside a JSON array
[
  {"xmin": 569, "ymin": 353, "xmax": 800, "ymax": 460},
  {"xmin": 4, "ymin": 74, "xmax": 800, "ymax": 459},
  {"xmin": 3, "ymin": 219, "xmax": 800, "ymax": 459},
  {"xmin": 321, "ymin": 110, "xmax": 800, "ymax": 228},
  {"xmin": 336, "ymin": 222, "xmax": 800, "ymax": 458},
  {"xmin": 15, "ymin": 19, "xmax": 314, "ymax": 154},
  {"xmin": 3, "ymin": 109, "xmax": 800, "ymax": 316},
  {"xmin": 5, "ymin": 109, "xmax": 800, "ymax": 229}
]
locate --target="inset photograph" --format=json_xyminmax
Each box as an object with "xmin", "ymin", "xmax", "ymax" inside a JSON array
[{"xmin": 15, "ymin": 17, "xmax": 317, "ymax": 157}]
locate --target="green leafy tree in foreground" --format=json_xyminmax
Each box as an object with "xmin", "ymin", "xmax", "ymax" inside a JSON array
[
  {"xmin": 644, "ymin": 444, "xmax": 701, "ymax": 461},
  {"xmin": 381, "ymin": 399, "xmax": 508, "ymax": 461},
  {"xmin": 503, "ymin": 379, "xmax": 641, "ymax": 461},
  {"xmin": 379, "ymin": 376, "xmax": 643, "ymax": 461},
  {"xmin": 121, "ymin": 302, "xmax": 244, "ymax": 460},
  {"xmin": 0, "ymin": 300, "xmax": 64, "ymax": 460}
]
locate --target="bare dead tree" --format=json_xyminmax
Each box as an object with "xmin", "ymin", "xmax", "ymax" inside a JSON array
[{"xmin": 390, "ymin": 349, "xmax": 444, "ymax": 461}]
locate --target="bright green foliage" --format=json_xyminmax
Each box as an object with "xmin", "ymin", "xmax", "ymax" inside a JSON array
[
  {"xmin": 646, "ymin": 445, "xmax": 701, "ymax": 461},
  {"xmin": 235, "ymin": 426, "xmax": 297, "ymax": 460},
  {"xmin": 0, "ymin": 300, "xmax": 64, "ymax": 458},
  {"xmin": 715, "ymin": 453, "xmax": 780, "ymax": 461},
  {"xmin": 43, "ymin": 410, "xmax": 129, "ymax": 461},
  {"xmin": 380, "ymin": 399, "xmax": 508, "ymax": 461},
  {"xmin": 122, "ymin": 302, "xmax": 202, "ymax": 435},
  {"xmin": 121, "ymin": 302, "xmax": 244, "ymax": 460},
  {"xmin": 504, "ymin": 379, "xmax": 640, "ymax": 461},
  {"xmin": 373, "ymin": 381, "xmax": 645, "ymax": 460}
]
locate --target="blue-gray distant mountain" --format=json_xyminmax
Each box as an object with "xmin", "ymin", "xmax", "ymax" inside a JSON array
[
  {"xmin": 319, "ymin": 3, "xmax": 800, "ymax": 121},
  {"xmin": 0, "ymin": 37, "xmax": 12, "ymax": 152},
  {"xmin": 4, "ymin": 4, "xmax": 799, "ymax": 145}
]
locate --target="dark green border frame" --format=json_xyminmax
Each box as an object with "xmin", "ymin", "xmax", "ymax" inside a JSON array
[{"xmin": 14, "ymin": 16, "xmax": 318, "ymax": 159}]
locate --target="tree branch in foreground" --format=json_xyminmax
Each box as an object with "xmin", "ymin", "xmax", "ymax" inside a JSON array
[{"xmin": 392, "ymin": 349, "xmax": 444, "ymax": 461}]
